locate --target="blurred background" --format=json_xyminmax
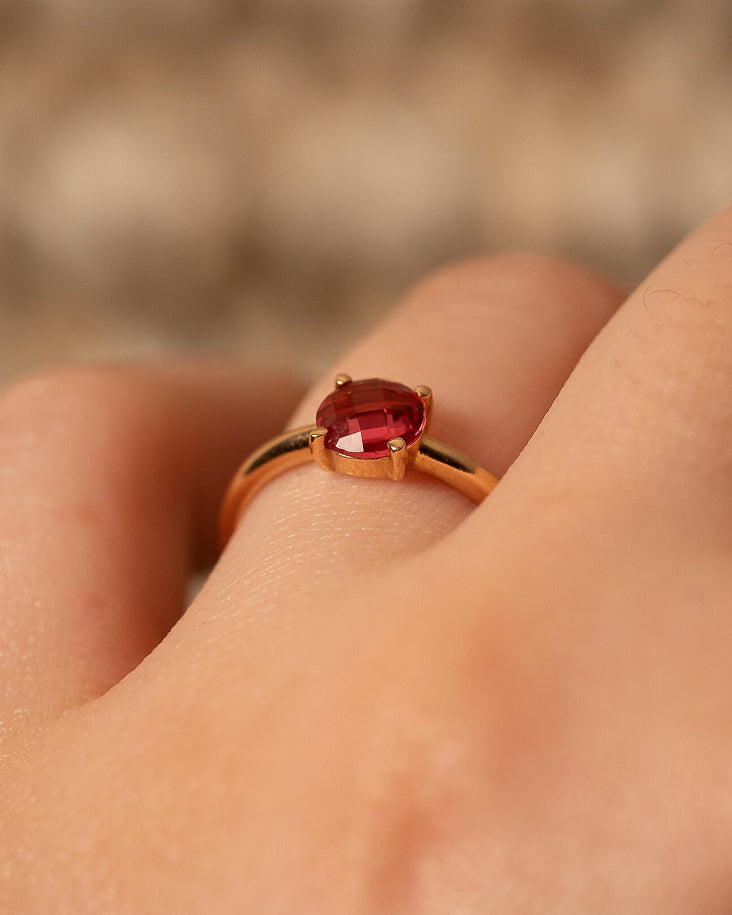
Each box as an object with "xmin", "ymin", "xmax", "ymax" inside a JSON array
[{"xmin": 0, "ymin": 0, "xmax": 730, "ymax": 384}]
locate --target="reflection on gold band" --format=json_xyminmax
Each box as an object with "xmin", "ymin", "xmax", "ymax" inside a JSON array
[{"xmin": 218, "ymin": 425, "xmax": 498, "ymax": 551}]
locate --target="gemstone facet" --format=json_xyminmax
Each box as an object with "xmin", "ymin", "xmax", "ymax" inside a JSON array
[{"xmin": 316, "ymin": 378, "xmax": 426, "ymax": 459}]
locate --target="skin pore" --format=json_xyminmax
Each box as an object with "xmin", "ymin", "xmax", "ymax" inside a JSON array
[{"xmin": 2, "ymin": 206, "xmax": 732, "ymax": 912}]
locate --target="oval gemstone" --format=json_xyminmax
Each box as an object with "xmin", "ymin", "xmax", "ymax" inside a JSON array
[{"xmin": 316, "ymin": 378, "xmax": 426, "ymax": 459}]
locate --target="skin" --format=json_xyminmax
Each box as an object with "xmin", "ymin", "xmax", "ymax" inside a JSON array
[{"xmin": 2, "ymin": 205, "xmax": 732, "ymax": 912}]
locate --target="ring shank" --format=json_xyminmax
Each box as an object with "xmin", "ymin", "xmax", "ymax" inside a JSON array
[{"xmin": 218, "ymin": 426, "xmax": 498, "ymax": 549}]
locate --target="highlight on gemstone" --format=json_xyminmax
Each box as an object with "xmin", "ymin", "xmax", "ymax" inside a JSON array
[{"xmin": 316, "ymin": 378, "xmax": 427, "ymax": 459}]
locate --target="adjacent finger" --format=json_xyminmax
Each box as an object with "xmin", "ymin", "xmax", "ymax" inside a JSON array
[
  {"xmin": 485, "ymin": 203, "xmax": 732, "ymax": 559},
  {"xmin": 0, "ymin": 363, "xmax": 301, "ymax": 728}
]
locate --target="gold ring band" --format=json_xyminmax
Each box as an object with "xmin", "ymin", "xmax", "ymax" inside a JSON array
[{"xmin": 218, "ymin": 375, "xmax": 499, "ymax": 550}]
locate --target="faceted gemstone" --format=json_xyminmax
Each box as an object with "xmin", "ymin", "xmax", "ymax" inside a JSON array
[{"xmin": 316, "ymin": 378, "xmax": 426, "ymax": 459}]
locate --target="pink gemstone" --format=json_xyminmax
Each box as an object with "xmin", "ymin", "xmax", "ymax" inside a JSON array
[{"xmin": 316, "ymin": 378, "xmax": 426, "ymax": 459}]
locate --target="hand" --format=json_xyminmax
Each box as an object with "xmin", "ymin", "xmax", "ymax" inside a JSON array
[{"xmin": 3, "ymin": 205, "xmax": 732, "ymax": 913}]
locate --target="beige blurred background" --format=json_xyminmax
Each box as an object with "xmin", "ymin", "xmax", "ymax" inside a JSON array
[{"xmin": 0, "ymin": 0, "xmax": 730, "ymax": 384}]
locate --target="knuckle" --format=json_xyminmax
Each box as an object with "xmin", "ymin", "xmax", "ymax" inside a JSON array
[
  {"xmin": 409, "ymin": 252, "xmax": 619, "ymax": 320},
  {"xmin": 0, "ymin": 365, "xmax": 132, "ymax": 450},
  {"xmin": 413, "ymin": 251, "xmax": 553, "ymax": 293}
]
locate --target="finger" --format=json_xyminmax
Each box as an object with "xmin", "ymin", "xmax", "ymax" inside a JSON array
[
  {"xmin": 205, "ymin": 255, "xmax": 625, "ymax": 623},
  {"xmin": 0, "ymin": 363, "xmax": 301, "ymax": 728},
  {"xmin": 485, "ymin": 203, "xmax": 732, "ymax": 559}
]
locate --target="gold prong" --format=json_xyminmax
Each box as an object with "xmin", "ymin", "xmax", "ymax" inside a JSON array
[
  {"xmin": 414, "ymin": 384, "xmax": 432, "ymax": 407},
  {"xmin": 335, "ymin": 374, "xmax": 352, "ymax": 388},
  {"xmin": 309, "ymin": 427, "xmax": 333, "ymax": 471},
  {"xmin": 387, "ymin": 436, "xmax": 407, "ymax": 481},
  {"xmin": 414, "ymin": 385, "xmax": 433, "ymax": 428}
]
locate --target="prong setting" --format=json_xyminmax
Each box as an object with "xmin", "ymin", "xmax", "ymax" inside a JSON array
[
  {"xmin": 309, "ymin": 426, "xmax": 334, "ymax": 471},
  {"xmin": 387, "ymin": 436, "xmax": 408, "ymax": 481},
  {"xmin": 414, "ymin": 384, "xmax": 433, "ymax": 430},
  {"xmin": 219, "ymin": 377, "xmax": 498, "ymax": 549},
  {"xmin": 314, "ymin": 378, "xmax": 428, "ymax": 479}
]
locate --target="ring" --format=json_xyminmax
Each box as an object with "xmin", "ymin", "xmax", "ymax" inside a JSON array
[{"xmin": 218, "ymin": 374, "xmax": 499, "ymax": 549}]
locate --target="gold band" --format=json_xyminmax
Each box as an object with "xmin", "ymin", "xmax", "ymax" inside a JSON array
[{"xmin": 218, "ymin": 425, "xmax": 498, "ymax": 550}]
